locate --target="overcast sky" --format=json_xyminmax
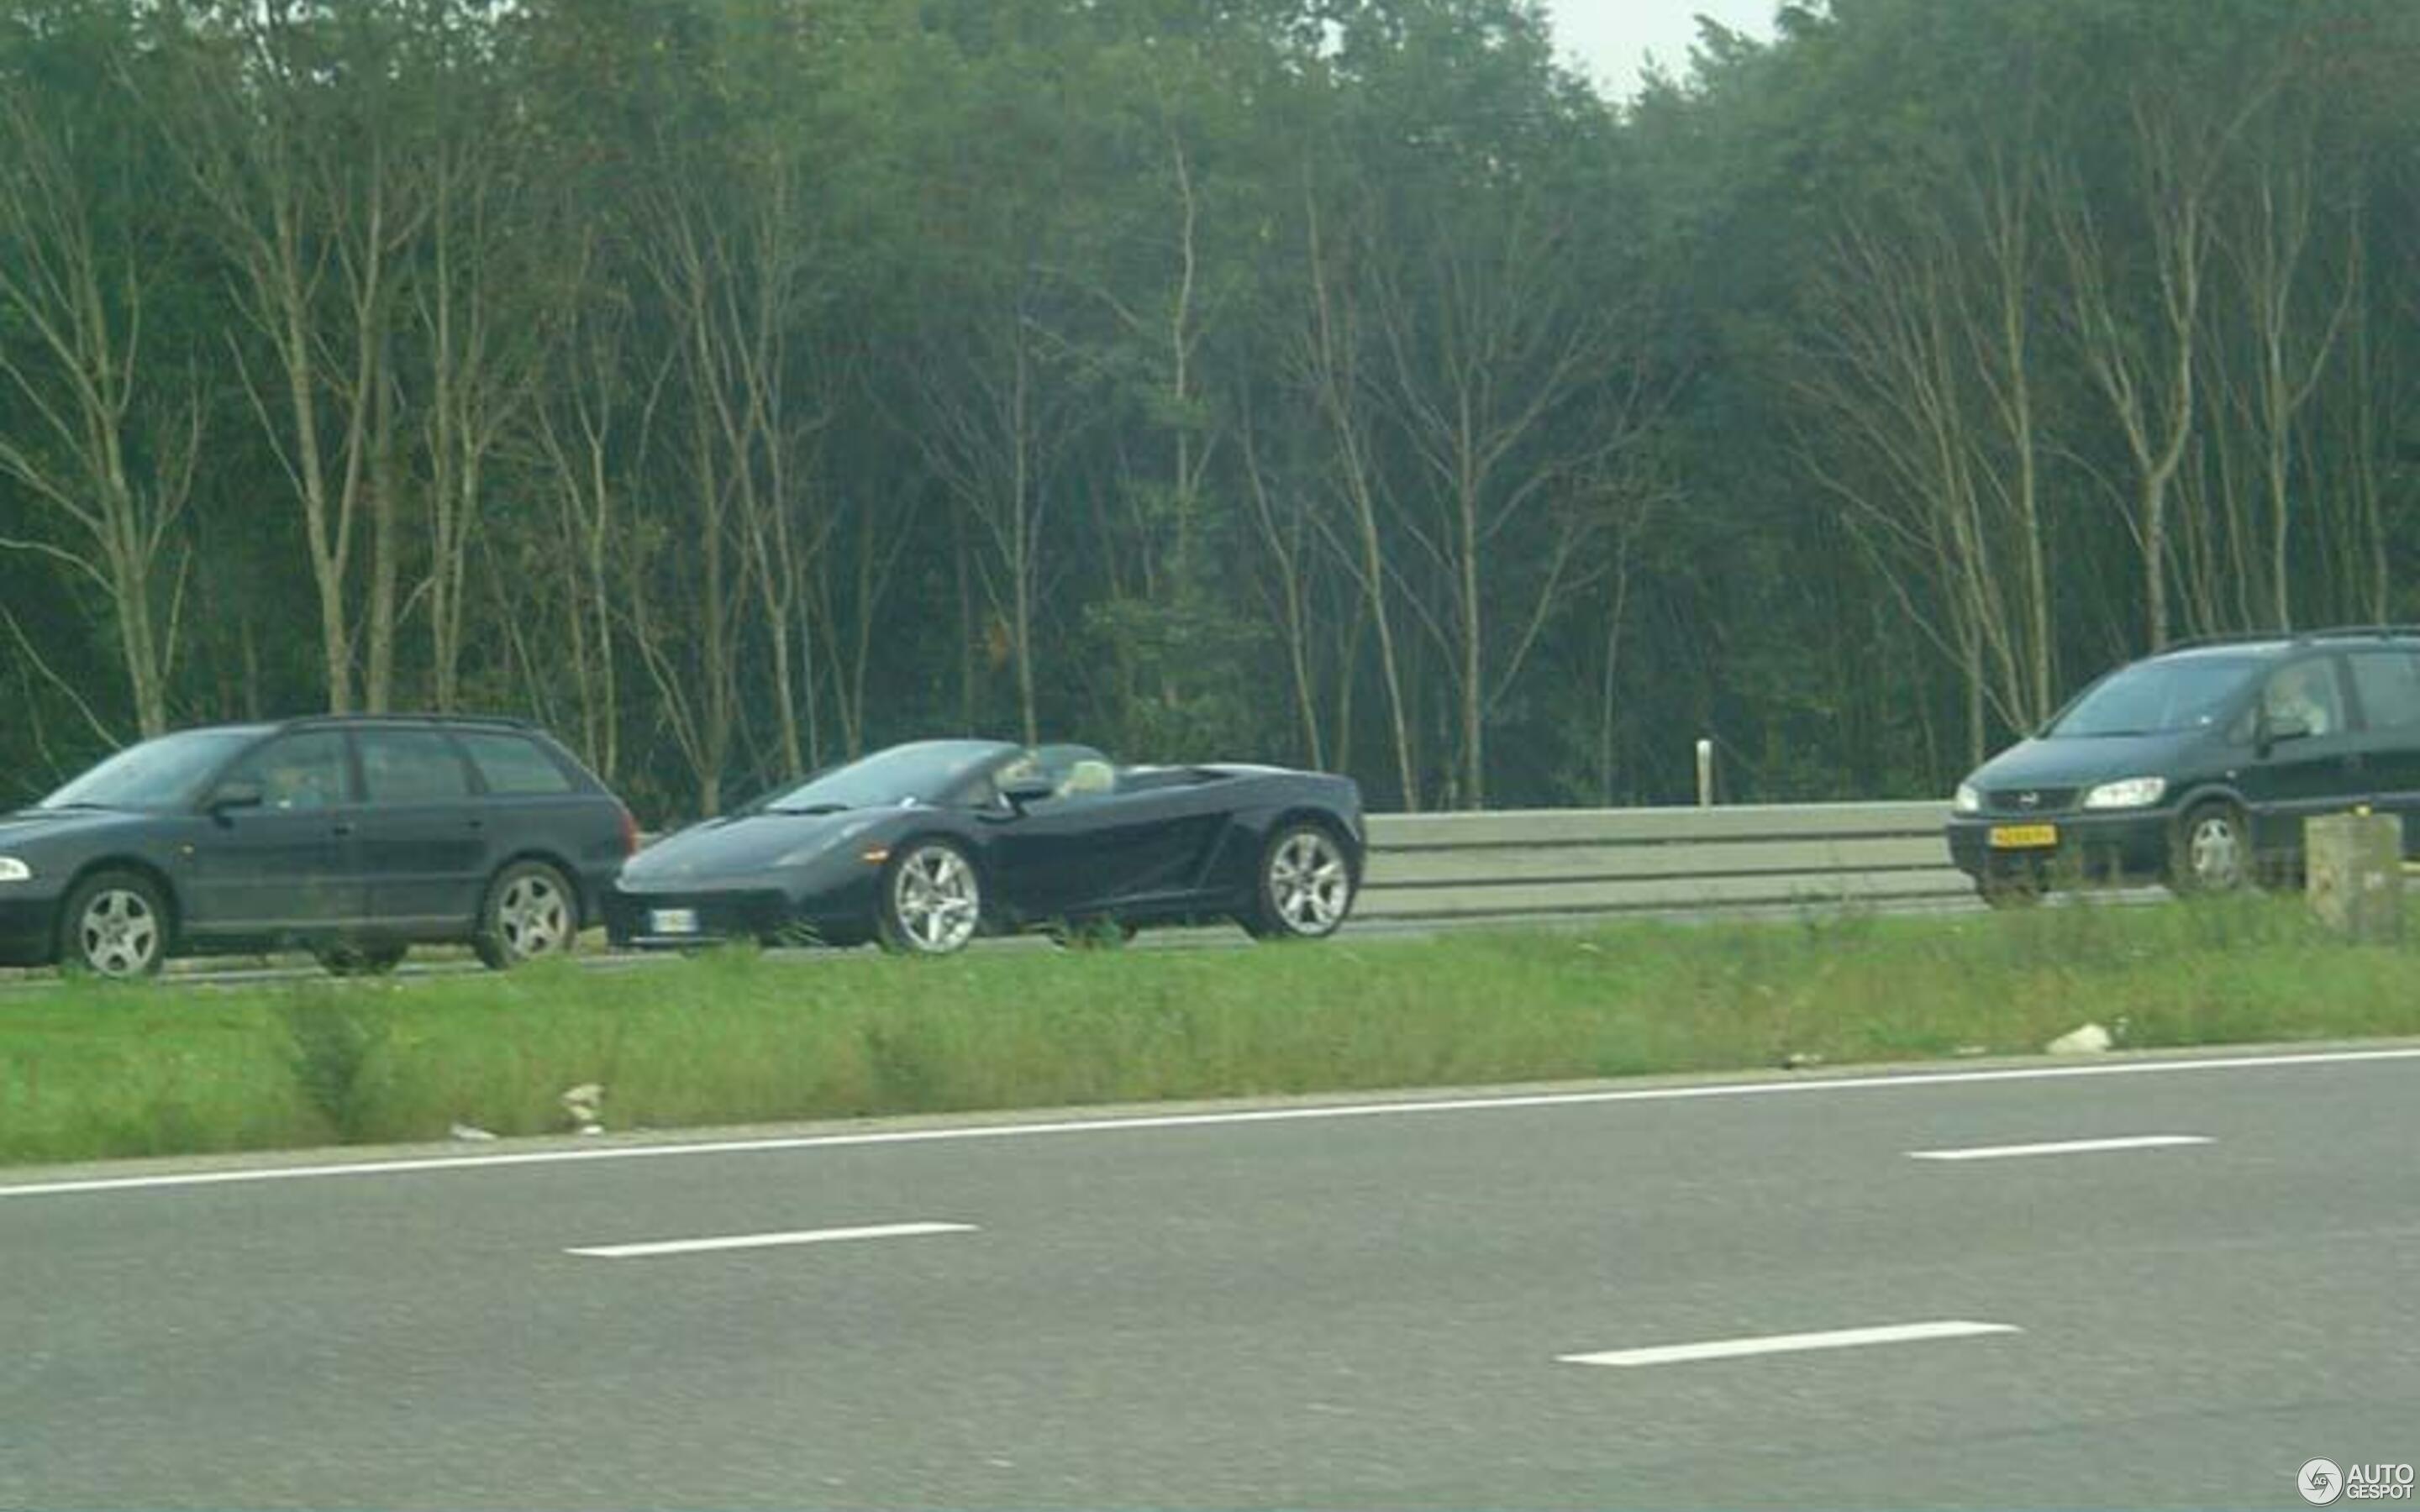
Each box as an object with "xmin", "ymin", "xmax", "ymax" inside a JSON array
[{"xmin": 1538, "ymin": 0, "xmax": 1781, "ymax": 99}]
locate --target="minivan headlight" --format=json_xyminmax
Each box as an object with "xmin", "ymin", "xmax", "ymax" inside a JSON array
[
  {"xmin": 1953, "ymin": 783, "xmax": 1981, "ymax": 815},
  {"xmin": 0, "ymin": 857, "xmax": 29, "ymax": 883},
  {"xmin": 2082, "ymin": 776, "xmax": 2166, "ymax": 810}
]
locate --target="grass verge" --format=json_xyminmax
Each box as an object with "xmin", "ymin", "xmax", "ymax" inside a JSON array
[{"xmin": 6, "ymin": 892, "xmax": 2420, "ymax": 1168}]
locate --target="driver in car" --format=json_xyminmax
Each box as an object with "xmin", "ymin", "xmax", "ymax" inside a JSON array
[{"xmin": 2265, "ymin": 663, "xmax": 2337, "ymax": 737}]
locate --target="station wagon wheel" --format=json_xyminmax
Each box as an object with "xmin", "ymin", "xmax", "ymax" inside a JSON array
[
  {"xmin": 473, "ymin": 859, "xmax": 577, "ymax": 969},
  {"xmin": 2172, "ymin": 801, "xmax": 2250, "ymax": 896},
  {"xmin": 60, "ymin": 869, "xmax": 170, "ymax": 979},
  {"xmin": 1245, "ymin": 823, "xmax": 1354, "ymax": 941},
  {"xmin": 878, "ymin": 840, "xmax": 982, "ymax": 956}
]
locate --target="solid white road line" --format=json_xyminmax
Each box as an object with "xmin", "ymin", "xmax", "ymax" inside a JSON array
[
  {"xmin": 567, "ymin": 1221, "xmax": 975, "ymax": 1259},
  {"xmin": 1560, "ymin": 1320, "xmax": 2021, "ymax": 1368},
  {"xmin": 1907, "ymin": 1134, "xmax": 2213, "ymax": 1162},
  {"xmin": 3, "ymin": 1044, "xmax": 2414, "ymax": 1200}
]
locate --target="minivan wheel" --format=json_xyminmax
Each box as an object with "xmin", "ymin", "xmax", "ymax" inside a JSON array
[
  {"xmin": 60, "ymin": 869, "xmax": 170, "ymax": 979},
  {"xmin": 473, "ymin": 860, "xmax": 578, "ymax": 969},
  {"xmin": 2172, "ymin": 802, "xmax": 2251, "ymax": 895}
]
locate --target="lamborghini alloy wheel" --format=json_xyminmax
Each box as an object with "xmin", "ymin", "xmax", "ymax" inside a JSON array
[
  {"xmin": 879, "ymin": 841, "xmax": 982, "ymax": 955},
  {"xmin": 1246, "ymin": 823, "xmax": 1354, "ymax": 941}
]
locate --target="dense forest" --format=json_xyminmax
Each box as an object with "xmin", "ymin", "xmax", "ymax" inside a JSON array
[{"xmin": 1, "ymin": 0, "xmax": 2415, "ymax": 821}]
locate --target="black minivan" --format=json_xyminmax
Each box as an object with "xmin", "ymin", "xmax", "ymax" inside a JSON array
[
  {"xmin": 1946, "ymin": 630, "xmax": 2420, "ymax": 901},
  {"xmin": 0, "ymin": 715, "xmax": 637, "ymax": 977}
]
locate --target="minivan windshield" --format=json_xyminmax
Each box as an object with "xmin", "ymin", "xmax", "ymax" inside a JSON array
[
  {"xmin": 761, "ymin": 740, "xmax": 1017, "ymax": 813},
  {"xmin": 39, "ymin": 727, "xmax": 266, "ymax": 811},
  {"xmin": 2047, "ymin": 656, "xmax": 2258, "ymax": 738}
]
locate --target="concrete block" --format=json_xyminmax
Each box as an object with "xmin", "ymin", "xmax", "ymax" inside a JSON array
[{"xmin": 2306, "ymin": 811, "xmax": 2402, "ymax": 943}]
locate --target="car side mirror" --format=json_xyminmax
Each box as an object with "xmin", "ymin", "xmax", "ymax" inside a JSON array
[
  {"xmin": 207, "ymin": 779, "xmax": 264, "ymax": 815},
  {"xmin": 999, "ymin": 775, "xmax": 1055, "ymax": 811}
]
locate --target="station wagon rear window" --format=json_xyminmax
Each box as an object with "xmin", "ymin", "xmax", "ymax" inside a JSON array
[{"xmin": 460, "ymin": 732, "xmax": 576, "ymax": 795}]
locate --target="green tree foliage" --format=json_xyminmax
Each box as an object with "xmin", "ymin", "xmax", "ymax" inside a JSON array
[{"xmin": 0, "ymin": 0, "xmax": 2413, "ymax": 816}]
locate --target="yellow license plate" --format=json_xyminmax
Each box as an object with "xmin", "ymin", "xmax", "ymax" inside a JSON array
[{"xmin": 1988, "ymin": 823, "xmax": 2059, "ymax": 849}]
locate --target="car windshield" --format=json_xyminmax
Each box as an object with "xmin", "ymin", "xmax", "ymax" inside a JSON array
[
  {"xmin": 2048, "ymin": 657, "xmax": 2258, "ymax": 738},
  {"xmin": 39, "ymin": 727, "xmax": 266, "ymax": 811},
  {"xmin": 762, "ymin": 740, "xmax": 1017, "ymax": 812}
]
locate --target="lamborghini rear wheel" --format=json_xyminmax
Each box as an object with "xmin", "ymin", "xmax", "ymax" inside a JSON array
[{"xmin": 1244, "ymin": 822, "xmax": 1354, "ymax": 941}]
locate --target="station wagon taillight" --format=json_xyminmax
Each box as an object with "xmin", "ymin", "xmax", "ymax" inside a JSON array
[{"xmin": 617, "ymin": 805, "xmax": 640, "ymax": 857}]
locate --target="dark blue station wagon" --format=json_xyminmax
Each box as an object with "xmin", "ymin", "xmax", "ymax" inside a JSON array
[{"xmin": 0, "ymin": 715, "xmax": 636, "ymax": 977}]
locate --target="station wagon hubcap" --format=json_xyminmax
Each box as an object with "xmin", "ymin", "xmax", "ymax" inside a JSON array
[
  {"xmin": 497, "ymin": 874, "xmax": 571, "ymax": 958},
  {"xmin": 1269, "ymin": 831, "xmax": 1350, "ymax": 934},
  {"xmin": 2188, "ymin": 813, "xmax": 2245, "ymax": 890},
  {"xmin": 894, "ymin": 847, "xmax": 979, "ymax": 953},
  {"xmin": 79, "ymin": 889, "xmax": 160, "ymax": 977}
]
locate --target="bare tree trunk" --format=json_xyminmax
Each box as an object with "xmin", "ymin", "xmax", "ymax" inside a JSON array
[
  {"xmin": 1365, "ymin": 178, "xmax": 1644, "ymax": 809},
  {"xmin": 1239, "ymin": 393, "xmax": 1325, "ymax": 768},
  {"xmin": 1297, "ymin": 189, "xmax": 1419, "ymax": 808},
  {"xmin": 907, "ymin": 290, "xmax": 1060, "ymax": 751},
  {"xmin": 366, "ymin": 358, "xmax": 400, "ymax": 711},
  {"xmin": 2051, "ymin": 88, "xmax": 2261, "ymax": 650},
  {"xmin": 0, "ymin": 88, "xmax": 197, "ymax": 737},
  {"xmin": 2216, "ymin": 124, "xmax": 2355, "ymax": 631},
  {"xmin": 162, "ymin": 18, "xmax": 430, "ymax": 712}
]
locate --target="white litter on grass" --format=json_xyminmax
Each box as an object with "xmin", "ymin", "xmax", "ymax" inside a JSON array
[
  {"xmin": 448, "ymin": 1122, "xmax": 498, "ymax": 1142},
  {"xmin": 2046, "ymin": 1022, "xmax": 2113, "ymax": 1055},
  {"xmin": 560, "ymin": 1082, "xmax": 605, "ymax": 1134}
]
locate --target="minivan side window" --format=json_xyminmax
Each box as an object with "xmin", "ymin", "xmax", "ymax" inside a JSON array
[
  {"xmin": 357, "ymin": 728, "xmax": 476, "ymax": 804},
  {"xmin": 460, "ymin": 731, "xmax": 576, "ymax": 795},
  {"xmin": 2350, "ymin": 652, "xmax": 2420, "ymax": 731},
  {"xmin": 2260, "ymin": 659, "xmax": 2347, "ymax": 738},
  {"xmin": 219, "ymin": 732, "xmax": 353, "ymax": 811}
]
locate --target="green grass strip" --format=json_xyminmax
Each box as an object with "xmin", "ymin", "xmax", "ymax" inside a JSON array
[{"xmin": 6, "ymin": 893, "xmax": 2420, "ymax": 1168}]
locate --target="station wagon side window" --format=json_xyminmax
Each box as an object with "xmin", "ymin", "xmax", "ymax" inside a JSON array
[
  {"xmin": 218, "ymin": 731, "xmax": 354, "ymax": 811},
  {"xmin": 459, "ymin": 732, "xmax": 576, "ymax": 795},
  {"xmin": 356, "ymin": 728, "xmax": 476, "ymax": 804}
]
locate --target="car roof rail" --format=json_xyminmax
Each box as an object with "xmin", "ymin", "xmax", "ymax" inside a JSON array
[
  {"xmin": 2286, "ymin": 623, "xmax": 2420, "ymax": 643},
  {"xmin": 2160, "ymin": 624, "xmax": 2420, "ymax": 654},
  {"xmin": 2157, "ymin": 629, "xmax": 2297, "ymax": 652},
  {"xmin": 280, "ymin": 711, "xmax": 539, "ymax": 731}
]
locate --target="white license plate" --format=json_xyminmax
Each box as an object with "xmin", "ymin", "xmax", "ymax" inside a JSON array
[{"xmin": 648, "ymin": 908, "xmax": 699, "ymax": 936}]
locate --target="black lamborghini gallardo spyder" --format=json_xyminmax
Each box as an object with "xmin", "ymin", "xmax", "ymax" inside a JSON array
[{"xmin": 605, "ymin": 740, "xmax": 1364, "ymax": 954}]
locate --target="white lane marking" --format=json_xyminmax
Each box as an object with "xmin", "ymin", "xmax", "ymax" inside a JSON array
[
  {"xmin": 567, "ymin": 1221, "xmax": 975, "ymax": 1259},
  {"xmin": 1908, "ymin": 1134, "xmax": 2213, "ymax": 1162},
  {"xmin": 1560, "ymin": 1320, "xmax": 2020, "ymax": 1368},
  {"xmin": 3, "ymin": 1045, "xmax": 2414, "ymax": 1200}
]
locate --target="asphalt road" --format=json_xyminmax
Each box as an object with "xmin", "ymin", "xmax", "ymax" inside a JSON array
[{"xmin": 5, "ymin": 1045, "xmax": 2416, "ymax": 1509}]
